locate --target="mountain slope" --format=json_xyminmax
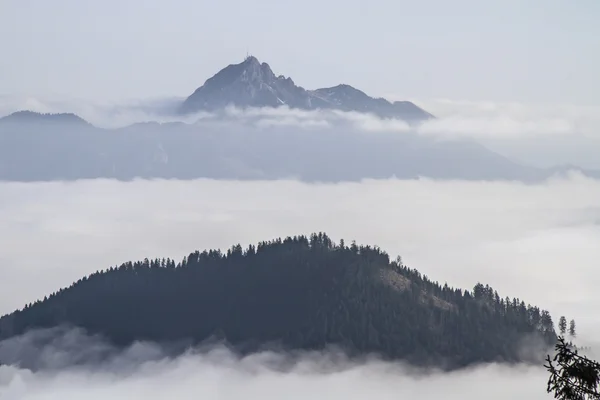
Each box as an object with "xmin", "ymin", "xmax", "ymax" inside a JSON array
[
  {"xmin": 0, "ymin": 233, "xmax": 557, "ymax": 370},
  {"xmin": 179, "ymin": 56, "xmax": 433, "ymax": 122},
  {"xmin": 310, "ymin": 84, "xmax": 432, "ymax": 120}
]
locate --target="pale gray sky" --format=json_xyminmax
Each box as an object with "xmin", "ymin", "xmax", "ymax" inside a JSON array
[{"xmin": 0, "ymin": 0, "xmax": 598, "ymax": 104}]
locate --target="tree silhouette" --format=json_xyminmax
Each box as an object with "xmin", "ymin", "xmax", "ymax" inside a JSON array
[
  {"xmin": 570, "ymin": 320, "xmax": 577, "ymax": 338},
  {"xmin": 559, "ymin": 316, "xmax": 568, "ymax": 336},
  {"xmin": 546, "ymin": 337, "xmax": 600, "ymax": 399}
]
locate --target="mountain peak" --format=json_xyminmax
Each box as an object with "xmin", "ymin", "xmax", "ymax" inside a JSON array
[
  {"xmin": 179, "ymin": 57, "xmax": 433, "ymax": 122},
  {"xmin": 242, "ymin": 55, "xmax": 260, "ymax": 65},
  {"xmin": 179, "ymin": 56, "xmax": 308, "ymax": 114}
]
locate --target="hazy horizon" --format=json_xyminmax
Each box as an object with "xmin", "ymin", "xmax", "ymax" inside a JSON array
[{"xmin": 1, "ymin": 1, "xmax": 599, "ymax": 105}]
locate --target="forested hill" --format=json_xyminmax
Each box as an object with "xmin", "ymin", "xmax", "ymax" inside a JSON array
[{"xmin": 0, "ymin": 233, "xmax": 557, "ymax": 369}]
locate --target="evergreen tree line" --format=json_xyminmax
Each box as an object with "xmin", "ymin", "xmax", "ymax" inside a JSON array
[{"xmin": 0, "ymin": 233, "xmax": 558, "ymax": 369}]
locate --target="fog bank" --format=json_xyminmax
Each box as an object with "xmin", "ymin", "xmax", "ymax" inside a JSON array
[{"xmin": 0, "ymin": 327, "xmax": 551, "ymax": 400}]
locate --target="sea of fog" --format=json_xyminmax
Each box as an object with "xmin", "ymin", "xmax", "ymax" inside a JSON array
[{"xmin": 0, "ymin": 176, "xmax": 599, "ymax": 398}]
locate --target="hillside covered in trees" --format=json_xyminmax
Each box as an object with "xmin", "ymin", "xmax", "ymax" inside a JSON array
[{"xmin": 0, "ymin": 233, "xmax": 557, "ymax": 369}]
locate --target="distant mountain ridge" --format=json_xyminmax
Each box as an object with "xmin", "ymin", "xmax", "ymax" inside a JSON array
[
  {"xmin": 179, "ymin": 56, "xmax": 433, "ymax": 122},
  {"xmin": 1, "ymin": 110, "xmax": 600, "ymax": 183},
  {"xmin": 0, "ymin": 110, "xmax": 89, "ymax": 126}
]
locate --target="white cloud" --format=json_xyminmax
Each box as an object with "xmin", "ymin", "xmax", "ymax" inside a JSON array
[
  {"xmin": 418, "ymin": 115, "xmax": 574, "ymax": 138},
  {"xmin": 410, "ymin": 98, "xmax": 600, "ymax": 139},
  {"xmin": 0, "ymin": 327, "xmax": 554, "ymax": 399},
  {"xmin": 3, "ymin": 94, "xmax": 597, "ymax": 139}
]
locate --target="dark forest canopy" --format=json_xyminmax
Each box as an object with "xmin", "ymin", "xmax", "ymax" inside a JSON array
[{"xmin": 0, "ymin": 233, "xmax": 557, "ymax": 370}]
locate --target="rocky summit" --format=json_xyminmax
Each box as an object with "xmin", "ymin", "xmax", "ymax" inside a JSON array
[{"xmin": 179, "ymin": 56, "xmax": 433, "ymax": 122}]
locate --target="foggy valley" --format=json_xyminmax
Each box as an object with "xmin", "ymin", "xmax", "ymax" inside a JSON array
[
  {"xmin": 1, "ymin": 176, "xmax": 600, "ymax": 398},
  {"xmin": 1, "ymin": 1, "xmax": 600, "ymax": 399}
]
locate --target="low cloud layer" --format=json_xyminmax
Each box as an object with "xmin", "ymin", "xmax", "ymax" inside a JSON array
[
  {"xmin": 1, "ymin": 177, "xmax": 599, "ymax": 398},
  {"xmin": 0, "ymin": 326, "xmax": 553, "ymax": 399},
  {"xmin": 2, "ymin": 94, "xmax": 600, "ymax": 169},
  {"xmin": 411, "ymin": 98, "xmax": 600, "ymax": 169},
  {"xmin": 2, "ymin": 94, "xmax": 598, "ymax": 139}
]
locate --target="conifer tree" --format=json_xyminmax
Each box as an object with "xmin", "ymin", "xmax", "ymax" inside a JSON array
[
  {"xmin": 569, "ymin": 319, "xmax": 577, "ymax": 338},
  {"xmin": 559, "ymin": 316, "xmax": 567, "ymax": 336}
]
